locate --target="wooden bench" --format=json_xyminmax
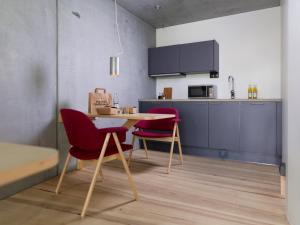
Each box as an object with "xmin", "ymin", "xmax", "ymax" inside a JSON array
[{"xmin": 0, "ymin": 143, "xmax": 58, "ymax": 186}]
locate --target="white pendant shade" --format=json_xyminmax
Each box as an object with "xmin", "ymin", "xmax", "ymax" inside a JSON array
[{"xmin": 110, "ymin": 56, "xmax": 119, "ymax": 76}]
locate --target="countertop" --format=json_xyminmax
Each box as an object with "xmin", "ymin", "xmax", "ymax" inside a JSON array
[{"xmin": 139, "ymin": 98, "xmax": 282, "ymax": 102}]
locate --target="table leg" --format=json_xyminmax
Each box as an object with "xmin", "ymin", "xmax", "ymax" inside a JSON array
[
  {"xmin": 77, "ymin": 159, "xmax": 84, "ymax": 170},
  {"xmin": 122, "ymin": 119, "xmax": 138, "ymax": 129},
  {"xmin": 122, "ymin": 119, "xmax": 138, "ymax": 161}
]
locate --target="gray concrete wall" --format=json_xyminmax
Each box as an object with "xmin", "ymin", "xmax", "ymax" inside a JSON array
[
  {"xmin": 0, "ymin": 0, "xmax": 156, "ymax": 197},
  {"xmin": 0, "ymin": 0, "xmax": 57, "ymax": 147},
  {"xmin": 0, "ymin": 0, "xmax": 57, "ymax": 198},
  {"xmin": 57, "ymin": 0, "xmax": 156, "ymax": 170}
]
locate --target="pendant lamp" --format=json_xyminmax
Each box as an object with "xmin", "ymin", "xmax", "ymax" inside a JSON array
[{"xmin": 110, "ymin": 0, "xmax": 123, "ymax": 76}]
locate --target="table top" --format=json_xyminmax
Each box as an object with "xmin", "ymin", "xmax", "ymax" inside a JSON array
[
  {"xmin": 0, "ymin": 143, "xmax": 58, "ymax": 186},
  {"xmin": 88, "ymin": 113, "xmax": 175, "ymax": 120}
]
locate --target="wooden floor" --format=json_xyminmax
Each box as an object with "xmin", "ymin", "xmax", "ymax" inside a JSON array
[{"xmin": 0, "ymin": 150, "xmax": 289, "ymax": 225}]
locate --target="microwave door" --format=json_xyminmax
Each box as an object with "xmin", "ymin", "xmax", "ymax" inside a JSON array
[{"xmin": 189, "ymin": 86, "xmax": 207, "ymax": 98}]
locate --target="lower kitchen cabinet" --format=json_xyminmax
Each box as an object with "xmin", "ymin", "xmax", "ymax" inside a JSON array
[
  {"xmin": 276, "ymin": 102, "xmax": 282, "ymax": 158},
  {"xmin": 139, "ymin": 100, "xmax": 282, "ymax": 165},
  {"xmin": 239, "ymin": 102, "xmax": 277, "ymax": 156},
  {"xmin": 173, "ymin": 102, "xmax": 209, "ymax": 148},
  {"xmin": 139, "ymin": 101, "xmax": 172, "ymax": 113},
  {"xmin": 209, "ymin": 102, "xmax": 240, "ymax": 151}
]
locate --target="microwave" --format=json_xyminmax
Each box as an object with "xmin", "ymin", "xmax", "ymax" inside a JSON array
[{"xmin": 188, "ymin": 85, "xmax": 217, "ymax": 99}]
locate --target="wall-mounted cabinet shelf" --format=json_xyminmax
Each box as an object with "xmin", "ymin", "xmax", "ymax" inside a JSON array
[{"xmin": 148, "ymin": 40, "xmax": 219, "ymax": 78}]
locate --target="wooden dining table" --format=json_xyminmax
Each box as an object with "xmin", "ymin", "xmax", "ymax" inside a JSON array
[
  {"xmin": 87, "ymin": 112, "xmax": 175, "ymax": 129},
  {"xmin": 0, "ymin": 143, "xmax": 58, "ymax": 186},
  {"xmin": 59, "ymin": 112, "xmax": 175, "ymax": 127}
]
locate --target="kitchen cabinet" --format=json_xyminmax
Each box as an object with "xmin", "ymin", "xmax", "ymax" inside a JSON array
[
  {"xmin": 148, "ymin": 45, "xmax": 180, "ymax": 76},
  {"xmin": 139, "ymin": 100, "xmax": 281, "ymax": 165},
  {"xmin": 209, "ymin": 102, "xmax": 240, "ymax": 151},
  {"xmin": 180, "ymin": 40, "xmax": 219, "ymax": 75},
  {"xmin": 139, "ymin": 101, "xmax": 173, "ymax": 113},
  {"xmin": 173, "ymin": 102, "xmax": 209, "ymax": 148},
  {"xmin": 239, "ymin": 102, "xmax": 277, "ymax": 155},
  {"xmin": 148, "ymin": 40, "xmax": 219, "ymax": 77},
  {"xmin": 276, "ymin": 102, "xmax": 282, "ymax": 158}
]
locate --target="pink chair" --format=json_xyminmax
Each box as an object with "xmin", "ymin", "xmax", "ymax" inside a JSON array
[
  {"xmin": 56, "ymin": 109, "xmax": 138, "ymax": 218},
  {"xmin": 129, "ymin": 108, "xmax": 183, "ymax": 173}
]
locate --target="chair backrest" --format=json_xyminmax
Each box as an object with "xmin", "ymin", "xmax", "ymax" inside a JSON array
[
  {"xmin": 60, "ymin": 109, "xmax": 102, "ymax": 150},
  {"xmin": 135, "ymin": 107, "xmax": 179, "ymax": 131}
]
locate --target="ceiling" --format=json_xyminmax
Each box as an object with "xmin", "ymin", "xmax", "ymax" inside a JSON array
[{"xmin": 117, "ymin": 0, "xmax": 280, "ymax": 28}]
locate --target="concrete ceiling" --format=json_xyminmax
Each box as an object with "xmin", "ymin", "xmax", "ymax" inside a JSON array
[{"xmin": 117, "ymin": 0, "xmax": 280, "ymax": 28}]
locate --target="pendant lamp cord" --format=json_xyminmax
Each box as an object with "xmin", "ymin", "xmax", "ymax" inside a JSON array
[{"xmin": 115, "ymin": 0, "xmax": 123, "ymax": 56}]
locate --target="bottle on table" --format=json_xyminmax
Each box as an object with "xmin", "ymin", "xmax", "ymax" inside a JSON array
[
  {"xmin": 252, "ymin": 85, "xmax": 258, "ymax": 99},
  {"xmin": 248, "ymin": 85, "xmax": 253, "ymax": 99},
  {"xmin": 113, "ymin": 93, "xmax": 120, "ymax": 108}
]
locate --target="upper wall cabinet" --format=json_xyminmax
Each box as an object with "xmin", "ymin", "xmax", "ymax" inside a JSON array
[
  {"xmin": 148, "ymin": 40, "xmax": 219, "ymax": 78},
  {"xmin": 148, "ymin": 45, "xmax": 181, "ymax": 77},
  {"xmin": 180, "ymin": 40, "xmax": 219, "ymax": 77}
]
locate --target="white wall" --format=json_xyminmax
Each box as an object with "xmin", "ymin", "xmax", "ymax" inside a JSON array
[
  {"xmin": 156, "ymin": 7, "xmax": 281, "ymax": 99},
  {"xmin": 282, "ymin": 0, "xmax": 300, "ymax": 224}
]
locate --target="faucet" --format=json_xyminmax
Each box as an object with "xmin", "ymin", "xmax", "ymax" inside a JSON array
[{"xmin": 228, "ymin": 76, "xmax": 235, "ymax": 99}]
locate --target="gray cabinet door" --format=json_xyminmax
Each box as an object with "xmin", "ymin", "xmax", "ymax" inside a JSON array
[
  {"xmin": 139, "ymin": 101, "xmax": 173, "ymax": 113},
  {"xmin": 180, "ymin": 40, "xmax": 218, "ymax": 74},
  {"xmin": 148, "ymin": 45, "xmax": 180, "ymax": 75},
  {"xmin": 209, "ymin": 102, "xmax": 240, "ymax": 151},
  {"xmin": 276, "ymin": 102, "xmax": 282, "ymax": 159},
  {"xmin": 173, "ymin": 102, "xmax": 209, "ymax": 148},
  {"xmin": 240, "ymin": 102, "xmax": 276, "ymax": 155}
]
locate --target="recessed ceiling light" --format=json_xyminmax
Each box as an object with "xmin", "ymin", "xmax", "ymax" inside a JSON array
[{"xmin": 154, "ymin": 5, "xmax": 161, "ymax": 10}]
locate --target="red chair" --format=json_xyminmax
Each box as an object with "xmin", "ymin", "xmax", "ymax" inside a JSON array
[
  {"xmin": 56, "ymin": 109, "xmax": 138, "ymax": 218},
  {"xmin": 129, "ymin": 108, "xmax": 183, "ymax": 173}
]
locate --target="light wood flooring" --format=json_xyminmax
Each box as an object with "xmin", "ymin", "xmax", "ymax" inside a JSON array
[{"xmin": 0, "ymin": 150, "xmax": 289, "ymax": 225}]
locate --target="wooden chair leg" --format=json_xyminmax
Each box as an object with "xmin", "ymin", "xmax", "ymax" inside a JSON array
[
  {"xmin": 113, "ymin": 133, "xmax": 138, "ymax": 200},
  {"xmin": 128, "ymin": 135, "xmax": 136, "ymax": 166},
  {"xmin": 81, "ymin": 133, "xmax": 111, "ymax": 218},
  {"xmin": 77, "ymin": 159, "xmax": 84, "ymax": 170},
  {"xmin": 167, "ymin": 124, "xmax": 177, "ymax": 174},
  {"xmin": 142, "ymin": 139, "xmax": 149, "ymax": 159},
  {"xmin": 98, "ymin": 167, "xmax": 104, "ymax": 181},
  {"xmin": 55, "ymin": 152, "xmax": 71, "ymax": 194},
  {"xmin": 176, "ymin": 124, "xmax": 183, "ymax": 164}
]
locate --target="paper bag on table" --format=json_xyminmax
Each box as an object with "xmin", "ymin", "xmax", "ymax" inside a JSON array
[{"xmin": 88, "ymin": 88, "xmax": 113, "ymax": 115}]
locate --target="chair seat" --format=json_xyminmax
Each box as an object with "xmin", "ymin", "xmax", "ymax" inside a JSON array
[
  {"xmin": 132, "ymin": 130, "xmax": 173, "ymax": 138},
  {"xmin": 70, "ymin": 144, "xmax": 133, "ymax": 160}
]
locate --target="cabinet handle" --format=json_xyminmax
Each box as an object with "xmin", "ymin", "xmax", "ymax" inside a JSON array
[
  {"xmin": 250, "ymin": 102, "xmax": 265, "ymax": 105},
  {"xmin": 209, "ymin": 102, "xmax": 223, "ymax": 105}
]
